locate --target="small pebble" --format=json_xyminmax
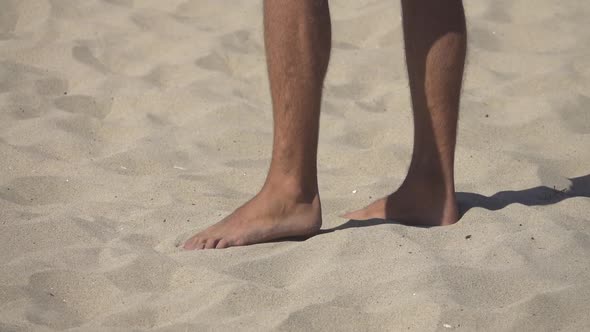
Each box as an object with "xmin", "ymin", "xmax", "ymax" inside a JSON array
[
  {"xmin": 443, "ymin": 324, "xmax": 453, "ymax": 329},
  {"xmin": 465, "ymin": 235, "xmax": 472, "ymax": 239}
]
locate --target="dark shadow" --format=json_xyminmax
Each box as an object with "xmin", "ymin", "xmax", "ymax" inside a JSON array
[
  {"xmin": 311, "ymin": 174, "xmax": 590, "ymax": 237},
  {"xmin": 318, "ymin": 218, "xmax": 433, "ymax": 236},
  {"xmin": 456, "ymin": 174, "xmax": 590, "ymax": 218}
]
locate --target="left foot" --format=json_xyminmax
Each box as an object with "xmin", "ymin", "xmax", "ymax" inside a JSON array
[
  {"xmin": 183, "ymin": 183, "xmax": 322, "ymax": 250},
  {"xmin": 342, "ymin": 177, "xmax": 458, "ymax": 227}
]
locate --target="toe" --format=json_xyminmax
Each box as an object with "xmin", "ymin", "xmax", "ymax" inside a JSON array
[
  {"xmin": 195, "ymin": 240, "xmax": 206, "ymax": 250},
  {"xmin": 185, "ymin": 236, "xmax": 207, "ymax": 250},
  {"xmin": 183, "ymin": 237, "xmax": 198, "ymax": 250},
  {"xmin": 215, "ymin": 239, "xmax": 229, "ymax": 249},
  {"xmin": 204, "ymin": 238, "xmax": 220, "ymax": 249}
]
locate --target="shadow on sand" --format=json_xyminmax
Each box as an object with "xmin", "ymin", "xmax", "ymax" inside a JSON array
[{"xmin": 312, "ymin": 174, "xmax": 590, "ymax": 236}]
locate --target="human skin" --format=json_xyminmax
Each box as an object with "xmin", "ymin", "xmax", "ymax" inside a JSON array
[{"xmin": 183, "ymin": 0, "xmax": 467, "ymax": 250}]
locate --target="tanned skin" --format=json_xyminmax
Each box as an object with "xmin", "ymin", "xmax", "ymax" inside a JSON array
[{"xmin": 184, "ymin": 0, "xmax": 467, "ymax": 250}]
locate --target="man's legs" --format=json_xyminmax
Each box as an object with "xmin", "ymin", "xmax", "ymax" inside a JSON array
[
  {"xmin": 345, "ymin": 0, "xmax": 466, "ymax": 226},
  {"xmin": 184, "ymin": 0, "xmax": 331, "ymax": 250}
]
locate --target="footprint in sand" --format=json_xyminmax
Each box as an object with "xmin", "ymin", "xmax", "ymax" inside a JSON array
[
  {"xmin": 102, "ymin": 0, "xmax": 134, "ymax": 8},
  {"xmin": 25, "ymin": 269, "xmax": 122, "ymax": 329},
  {"xmin": 106, "ymin": 254, "xmax": 180, "ymax": 292},
  {"xmin": 559, "ymin": 93, "xmax": 590, "ymax": 134},
  {"xmin": 72, "ymin": 44, "xmax": 110, "ymax": 74},
  {"xmin": 0, "ymin": 176, "xmax": 78, "ymax": 206},
  {"xmin": 220, "ymin": 29, "xmax": 262, "ymax": 54},
  {"xmin": 35, "ymin": 78, "xmax": 68, "ymax": 96},
  {"xmin": 195, "ymin": 51, "xmax": 232, "ymax": 75},
  {"xmin": 0, "ymin": 0, "xmax": 18, "ymax": 40},
  {"xmin": 54, "ymin": 95, "xmax": 112, "ymax": 119}
]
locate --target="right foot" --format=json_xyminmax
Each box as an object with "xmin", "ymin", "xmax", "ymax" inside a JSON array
[
  {"xmin": 183, "ymin": 186, "xmax": 321, "ymax": 250},
  {"xmin": 342, "ymin": 175, "xmax": 459, "ymax": 227}
]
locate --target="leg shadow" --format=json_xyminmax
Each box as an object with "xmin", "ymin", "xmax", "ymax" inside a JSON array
[
  {"xmin": 456, "ymin": 173, "xmax": 590, "ymax": 218},
  {"xmin": 316, "ymin": 174, "xmax": 590, "ymax": 235}
]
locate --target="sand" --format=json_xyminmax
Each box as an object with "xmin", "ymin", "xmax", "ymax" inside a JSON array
[{"xmin": 1, "ymin": 0, "xmax": 590, "ymax": 331}]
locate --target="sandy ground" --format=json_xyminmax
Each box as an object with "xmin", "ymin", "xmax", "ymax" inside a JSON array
[{"xmin": 1, "ymin": 0, "xmax": 590, "ymax": 331}]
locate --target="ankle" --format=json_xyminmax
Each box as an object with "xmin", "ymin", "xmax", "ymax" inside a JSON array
[
  {"xmin": 401, "ymin": 168, "xmax": 455, "ymax": 199},
  {"xmin": 262, "ymin": 175, "xmax": 319, "ymax": 203}
]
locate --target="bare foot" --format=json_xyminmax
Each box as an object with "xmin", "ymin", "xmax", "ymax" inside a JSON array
[
  {"xmin": 342, "ymin": 178, "xmax": 458, "ymax": 227},
  {"xmin": 183, "ymin": 187, "xmax": 321, "ymax": 250}
]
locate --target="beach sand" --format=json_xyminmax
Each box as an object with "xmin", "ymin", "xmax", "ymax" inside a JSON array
[{"xmin": 1, "ymin": 0, "xmax": 589, "ymax": 330}]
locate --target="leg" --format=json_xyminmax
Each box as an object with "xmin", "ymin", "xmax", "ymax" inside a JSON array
[
  {"xmin": 184, "ymin": 0, "xmax": 331, "ymax": 250},
  {"xmin": 344, "ymin": 0, "xmax": 466, "ymax": 226}
]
